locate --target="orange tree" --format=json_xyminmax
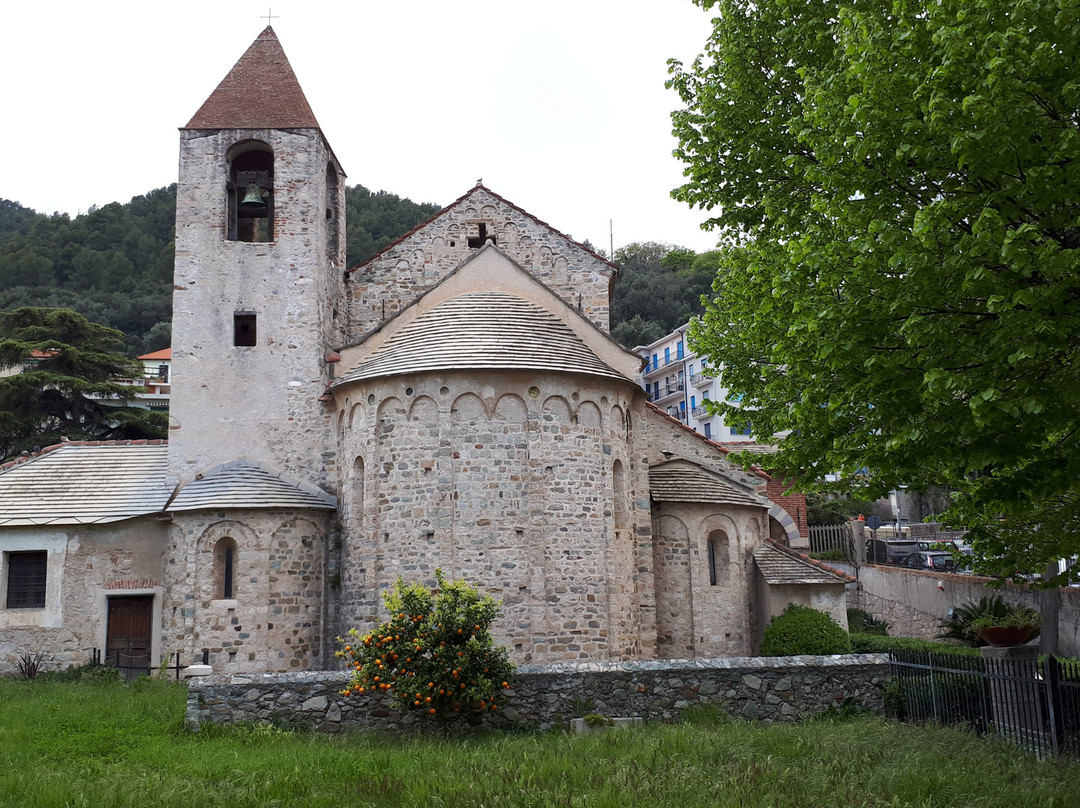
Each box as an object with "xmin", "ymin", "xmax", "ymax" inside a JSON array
[{"xmin": 336, "ymin": 569, "xmax": 514, "ymax": 722}]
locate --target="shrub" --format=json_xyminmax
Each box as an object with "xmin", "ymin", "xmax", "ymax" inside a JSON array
[
  {"xmin": 337, "ymin": 569, "xmax": 514, "ymax": 723},
  {"xmin": 37, "ymin": 661, "xmax": 123, "ymax": 684},
  {"xmin": 849, "ymin": 632, "xmax": 982, "ymax": 658},
  {"xmin": 847, "ymin": 609, "xmax": 889, "ymax": 636},
  {"xmin": 16, "ymin": 651, "xmax": 45, "ymax": 679},
  {"xmin": 937, "ymin": 596, "xmax": 1040, "ymax": 646},
  {"xmin": 759, "ymin": 604, "xmax": 851, "ymax": 656}
]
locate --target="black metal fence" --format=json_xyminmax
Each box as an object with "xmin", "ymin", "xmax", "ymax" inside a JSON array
[
  {"xmin": 889, "ymin": 650, "xmax": 1080, "ymax": 757},
  {"xmin": 91, "ymin": 649, "xmax": 185, "ymax": 682}
]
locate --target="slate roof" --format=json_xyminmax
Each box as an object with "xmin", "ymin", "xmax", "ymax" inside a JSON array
[
  {"xmin": 648, "ymin": 460, "xmax": 767, "ymax": 509},
  {"xmin": 753, "ymin": 540, "xmax": 854, "ymax": 585},
  {"xmin": 185, "ymin": 27, "xmax": 320, "ymax": 130},
  {"xmin": 335, "ymin": 291, "xmax": 629, "ymax": 385},
  {"xmin": 166, "ymin": 460, "xmax": 337, "ymax": 512},
  {"xmin": 0, "ymin": 442, "xmax": 171, "ymax": 525}
]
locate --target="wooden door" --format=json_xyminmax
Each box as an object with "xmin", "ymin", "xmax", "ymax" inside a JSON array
[{"xmin": 106, "ymin": 596, "xmax": 153, "ymax": 680}]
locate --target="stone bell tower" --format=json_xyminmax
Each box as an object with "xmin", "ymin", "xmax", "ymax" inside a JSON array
[{"xmin": 168, "ymin": 27, "xmax": 346, "ymax": 489}]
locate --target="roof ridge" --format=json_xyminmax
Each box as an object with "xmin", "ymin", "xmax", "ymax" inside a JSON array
[{"xmin": 344, "ymin": 184, "xmax": 618, "ymax": 276}]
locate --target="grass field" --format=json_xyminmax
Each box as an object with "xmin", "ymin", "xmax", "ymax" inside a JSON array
[{"xmin": 1, "ymin": 676, "xmax": 1077, "ymax": 807}]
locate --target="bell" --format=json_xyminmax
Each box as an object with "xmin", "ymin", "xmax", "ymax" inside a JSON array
[{"xmin": 240, "ymin": 184, "xmax": 265, "ymax": 208}]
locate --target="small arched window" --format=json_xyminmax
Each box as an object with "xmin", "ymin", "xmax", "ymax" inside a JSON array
[
  {"xmin": 706, "ymin": 530, "xmax": 729, "ymax": 587},
  {"xmin": 214, "ymin": 537, "xmax": 238, "ymax": 599},
  {"xmin": 226, "ymin": 141, "xmax": 274, "ymax": 242}
]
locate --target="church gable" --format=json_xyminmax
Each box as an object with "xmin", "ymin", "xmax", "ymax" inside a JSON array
[
  {"xmin": 337, "ymin": 243, "xmax": 641, "ymax": 384},
  {"xmin": 344, "ymin": 184, "xmax": 617, "ymax": 342}
]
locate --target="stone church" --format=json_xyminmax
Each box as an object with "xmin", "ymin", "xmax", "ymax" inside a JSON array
[{"xmin": 0, "ymin": 28, "xmax": 846, "ymax": 675}]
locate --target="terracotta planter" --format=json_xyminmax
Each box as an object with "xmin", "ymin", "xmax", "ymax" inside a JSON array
[{"xmin": 976, "ymin": 625, "xmax": 1037, "ymax": 647}]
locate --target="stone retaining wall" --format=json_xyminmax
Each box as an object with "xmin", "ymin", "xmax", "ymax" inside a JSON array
[{"xmin": 185, "ymin": 655, "xmax": 890, "ymax": 733}]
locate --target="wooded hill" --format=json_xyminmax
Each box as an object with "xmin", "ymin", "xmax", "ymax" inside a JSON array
[{"xmin": 0, "ymin": 188, "xmax": 717, "ymax": 354}]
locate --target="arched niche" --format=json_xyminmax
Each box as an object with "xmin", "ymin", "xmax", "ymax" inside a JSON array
[
  {"xmin": 493, "ymin": 394, "xmax": 527, "ymax": 424},
  {"xmin": 576, "ymin": 401, "xmax": 602, "ymax": 430},
  {"xmin": 451, "ymin": 392, "xmax": 487, "ymax": 423},
  {"xmin": 541, "ymin": 396, "xmax": 572, "ymax": 424}
]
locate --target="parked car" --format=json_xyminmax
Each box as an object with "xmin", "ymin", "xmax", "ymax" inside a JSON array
[
  {"xmin": 903, "ymin": 550, "xmax": 961, "ymax": 572},
  {"xmin": 866, "ymin": 538, "xmax": 919, "ymax": 565},
  {"xmin": 917, "ymin": 540, "xmax": 959, "ymax": 552}
]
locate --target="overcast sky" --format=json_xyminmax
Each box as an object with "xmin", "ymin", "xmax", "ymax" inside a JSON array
[{"xmin": 1, "ymin": 0, "xmax": 722, "ymax": 255}]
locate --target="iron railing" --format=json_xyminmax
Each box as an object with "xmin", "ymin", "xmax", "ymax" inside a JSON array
[
  {"xmin": 889, "ymin": 650, "xmax": 1080, "ymax": 758},
  {"xmin": 91, "ymin": 648, "xmax": 186, "ymax": 682}
]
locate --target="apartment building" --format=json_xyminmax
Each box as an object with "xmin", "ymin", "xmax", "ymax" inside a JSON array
[{"xmin": 635, "ymin": 325, "xmax": 754, "ymax": 443}]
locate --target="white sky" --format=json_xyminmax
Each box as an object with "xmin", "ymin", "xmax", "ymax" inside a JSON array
[{"xmin": 0, "ymin": 0, "xmax": 721, "ymax": 255}]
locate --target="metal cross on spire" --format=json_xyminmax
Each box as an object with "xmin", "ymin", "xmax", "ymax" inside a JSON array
[{"xmin": 261, "ymin": 7, "xmax": 279, "ymax": 25}]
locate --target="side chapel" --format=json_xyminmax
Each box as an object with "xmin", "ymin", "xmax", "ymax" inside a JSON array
[{"xmin": 0, "ymin": 28, "xmax": 847, "ymax": 674}]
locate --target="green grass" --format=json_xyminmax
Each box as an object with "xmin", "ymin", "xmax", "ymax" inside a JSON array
[{"xmin": 2, "ymin": 677, "xmax": 1079, "ymax": 807}]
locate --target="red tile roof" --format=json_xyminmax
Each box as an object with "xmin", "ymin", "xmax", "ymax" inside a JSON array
[
  {"xmin": 138, "ymin": 348, "xmax": 172, "ymax": 361},
  {"xmin": 184, "ymin": 27, "xmax": 320, "ymax": 130}
]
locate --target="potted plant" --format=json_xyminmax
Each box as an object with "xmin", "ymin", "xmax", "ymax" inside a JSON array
[{"xmin": 970, "ymin": 606, "xmax": 1041, "ymax": 647}]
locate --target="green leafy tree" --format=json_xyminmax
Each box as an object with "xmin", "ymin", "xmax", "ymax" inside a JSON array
[
  {"xmin": 0, "ymin": 307, "xmax": 167, "ymax": 460},
  {"xmin": 337, "ymin": 570, "xmax": 514, "ymax": 723},
  {"xmin": 669, "ymin": 0, "xmax": 1080, "ymax": 582}
]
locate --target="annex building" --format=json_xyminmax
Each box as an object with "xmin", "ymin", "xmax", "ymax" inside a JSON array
[{"xmin": 0, "ymin": 28, "xmax": 845, "ymax": 675}]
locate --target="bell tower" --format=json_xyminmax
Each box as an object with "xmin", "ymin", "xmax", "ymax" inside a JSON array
[{"xmin": 168, "ymin": 27, "xmax": 346, "ymax": 489}]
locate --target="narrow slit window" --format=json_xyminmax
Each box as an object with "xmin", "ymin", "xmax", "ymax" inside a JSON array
[
  {"xmin": 223, "ymin": 545, "xmax": 235, "ymax": 599},
  {"xmin": 234, "ymin": 313, "xmax": 257, "ymax": 347}
]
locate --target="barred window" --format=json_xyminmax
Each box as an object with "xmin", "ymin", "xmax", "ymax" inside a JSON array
[{"xmin": 6, "ymin": 551, "xmax": 47, "ymax": 609}]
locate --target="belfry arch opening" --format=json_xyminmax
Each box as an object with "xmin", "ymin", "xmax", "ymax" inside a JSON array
[{"xmin": 227, "ymin": 141, "xmax": 274, "ymax": 242}]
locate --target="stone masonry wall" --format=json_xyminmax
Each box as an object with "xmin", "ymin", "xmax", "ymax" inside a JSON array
[
  {"xmin": 344, "ymin": 187, "xmax": 616, "ymax": 342},
  {"xmin": 333, "ymin": 370, "xmax": 652, "ymax": 665},
  {"xmin": 185, "ymin": 655, "xmax": 890, "ymax": 733},
  {"xmin": 164, "ymin": 509, "xmax": 332, "ymax": 674},
  {"xmin": 171, "ymin": 128, "xmax": 341, "ymax": 491}
]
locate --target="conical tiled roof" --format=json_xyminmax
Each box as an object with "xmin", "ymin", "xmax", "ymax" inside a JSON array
[
  {"xmin": 167, "ymin": 460, "xmax": 336, "ymax": 512},
  {"xmin": 185, "ymin": 27, "xmax": 320, "ymax": 130},
  {"xmin": 336, "ymin": 291, "xmax": 629, "ymax": 385}
]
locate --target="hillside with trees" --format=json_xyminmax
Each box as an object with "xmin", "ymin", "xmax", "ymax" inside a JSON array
[
  {"xmin": 608, "ymin": 242, "xmax": 719, "ymax": 348},
  {"xmin": 0, "ymin": 186, "xmax": 441, "ymax": 356},
  {"xmin": 0, "ymin": 187, "xmax": 713, "ymax": 355}
]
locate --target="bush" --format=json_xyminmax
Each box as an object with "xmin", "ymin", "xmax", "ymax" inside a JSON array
[
  {"xmin": 847, "ymin": 608, "xmax": 889, "ymax": 636},
  {"xmin": 849, "ymin": 632, "xmax": 982, "ymax": 658},
  {"xmin": 37, "ymin": 662, "xmax": 123, "ymax": 684},
  {"xmin": 337, "ymin": 569, "xmax": 515, "ymax": 723},
  {"xmin": 937, "ymin": 596, "xmax": 1040, "ymax": 646},
  {"xmin": 759, "ymin": 604, "xmax": 851, "ymax": 656}
]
